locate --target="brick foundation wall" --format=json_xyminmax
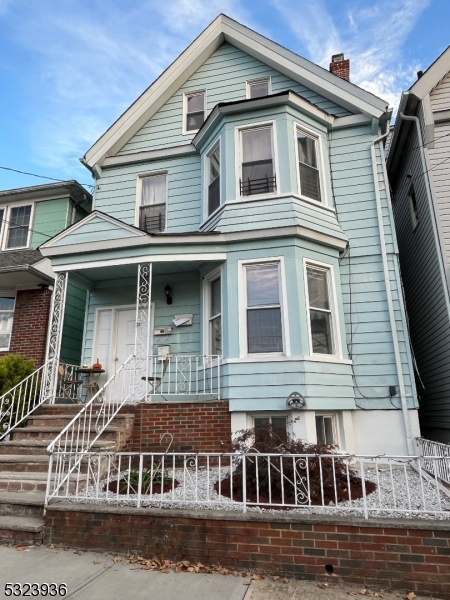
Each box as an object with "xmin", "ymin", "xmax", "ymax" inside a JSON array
[
  {"xmin": 6, "ymin": 288, "xmax": 52, "ymax": 367},
  {"xmin": 120, "ymin": 401, "xmax": 232, "ymax": 453},
  {"xmin": 45, "ymin": 506, "xmax": 450, "ymax": 598}
]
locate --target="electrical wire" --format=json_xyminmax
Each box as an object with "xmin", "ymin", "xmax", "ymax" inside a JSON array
[
  {"xmin": 0, "ymin": 216, "xmax": 57, "ymax": 241},
  {"xmin": 0, "ymin": 165, "xmax": 94, "ymax": 191},
  {"xmin": 390, "ymin": 127, "xmax": 450, "ymax": 163}
]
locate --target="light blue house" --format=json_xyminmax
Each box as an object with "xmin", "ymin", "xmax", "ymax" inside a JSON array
[{"xmin": 40, "ymin": 15, "xmax": 420, "ymax": 455}]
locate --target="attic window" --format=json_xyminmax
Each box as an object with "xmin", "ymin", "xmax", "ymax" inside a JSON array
[
  {"xmin": 184, "ymin": 91, "xmax": 205, "ymax": 133},
  {"xmin": 246, "ymin": 77, "xmax": 271, "ymax": 99}
]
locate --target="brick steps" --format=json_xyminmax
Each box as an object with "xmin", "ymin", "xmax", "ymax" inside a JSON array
[
  {"xmin": 0, "ymin": 404, "xmax": 135, "ymax": 544},
  {"xmin": 0, "ymin": 515, "xmax": 44, "ymax": 545}
]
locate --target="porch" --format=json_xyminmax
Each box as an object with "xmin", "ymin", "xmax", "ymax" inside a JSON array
[{"xmin": 48, "ymin": 259, "xmax": 223, "ymax": 405}]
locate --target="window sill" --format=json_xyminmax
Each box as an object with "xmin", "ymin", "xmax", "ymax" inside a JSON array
[
  {"xmin": 2, "ymin": 245, "xmax": 30, "ymax": 252},
  {"xmin": 222, "ymin": 355, "xmax": 352, "ymax": 365}
]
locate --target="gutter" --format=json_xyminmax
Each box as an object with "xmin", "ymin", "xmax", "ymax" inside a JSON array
[
  {"xmin": 0, "ymin": 265, "xmax": 54, "ymax": 284},
  {"xmin": 370, "ymin": 132, "xmax": 414, "ymax": 455}
]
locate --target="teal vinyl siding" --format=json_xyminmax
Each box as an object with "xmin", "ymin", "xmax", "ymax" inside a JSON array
[
  {"xmin": 118, "ymin": 42, "xmax": 351, "ymax": 156},
  {"xmin": 60, "ymin": 281, "xmax": 87, "ymax": 365},
  {"xmin": 51, "ymin": 215, "xmax": 145, "ymax": 246},
  {"xmin": 31, "ymin": 198, "xmax": 71, "ymax": 249}
]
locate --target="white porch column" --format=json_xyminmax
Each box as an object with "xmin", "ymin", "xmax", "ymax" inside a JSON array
[
  {"xmin": 134, "ymin": 263, "xmax": 152, "ymax": 402},
  {"xmin": 43, "ymin": 271, "xmax": 68, "ymax": 402}
]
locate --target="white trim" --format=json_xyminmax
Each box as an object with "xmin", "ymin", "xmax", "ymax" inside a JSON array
[
  {"xmin": 245, "ymin": 76, "xmax": 272, "ymax": 99},
  {"xmin": 303, "ymin": 257, "xmax": 342, "ymax": 359},
  {"xmin": 235, "ymin": 120, "xmax": 280, "ymax": 200},
  {"xmin": 203, "ymin": 135, "xmax": 221, "ymax": 222},
  {"xmin": 53, "ymin": 253, "xmax": 227, "ymax": 272},
  {"xmin": 182, "ymin": 89, "xmax": 206, "ymax": 136},
  {"xmin": 238, "ymin": 256, "xmax": 290, "ymax": 358},
  {"xmin": 221, "ymin": 355, "xmax": 352, "ymax": 364},
  {"xmin": 315, "ymin": 412, "xmax": 339, "ymax": 446},
  {"xmin": 293, "ymin": 121, "xmax": 328, "ymax": 207},
  {"xmin": 1, "ymin": 203, "xmax": 35, "ymax": 251},
  {"xmin": 202, "ymin": 265, "xmax": 223, "ymax": 356},
  {"xmin": 134, "ymin": 171, "xmax": 168, "ymax": 231}
]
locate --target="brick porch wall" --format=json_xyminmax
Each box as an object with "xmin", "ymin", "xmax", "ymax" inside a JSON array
[
  {"xmin": 6, "ymin": 288, "xmax": 52, "ymax": 367},
  {"xmin": 45, "ymin": 506, "xmax": 450, "ymax": 598},
  {"xmin": 121, "ymin": 401, "xmax": 232, "ymax": 453}
]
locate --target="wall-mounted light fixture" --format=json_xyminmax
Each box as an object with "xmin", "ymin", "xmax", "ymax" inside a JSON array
[
  {"xmin": 164, "ymin": 284, "xmax": 173, "ymax": 305},
  {"xmin": 286, "ymin": 391, "xmax": 306, "ymax": 409}
]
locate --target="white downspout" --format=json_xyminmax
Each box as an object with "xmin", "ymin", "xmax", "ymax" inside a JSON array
[{"xmin": 370, "ymin": 132, "xmax": 414, "ymax": 455}]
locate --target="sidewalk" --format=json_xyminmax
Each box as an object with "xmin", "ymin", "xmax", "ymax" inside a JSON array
[{"xmin": 0, "ymin": 545, "xmax": 441, "ymax": 600}]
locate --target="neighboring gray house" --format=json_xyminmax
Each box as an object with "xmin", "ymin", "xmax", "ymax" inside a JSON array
[{"xmin": 387, "ymin": 46, "xmax": 450, "ymax": 443}]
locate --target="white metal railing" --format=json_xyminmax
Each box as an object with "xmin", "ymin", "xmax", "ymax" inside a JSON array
[
  {"xmin": 417, "ymin": 437, "xmax": 450, "ymax": 484},
  {"xmin": 45, "ymin": 451, "xmax": 450, "ymax": 518},
  {"xmin": 55, "ymin": 362, "xmax": 82, "ymax": 401},
  {"xmin": 146, "ymin": 355, "xmax": 220, "ymax": 398},
  {"xmin": 0, "ymin": 358, "xmax": 54, "ymax": 441}
]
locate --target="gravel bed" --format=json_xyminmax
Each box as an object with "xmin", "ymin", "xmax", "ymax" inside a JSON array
[{"xmin": 63, "ymin": 462, "xmax": 450, "ymax": 520}]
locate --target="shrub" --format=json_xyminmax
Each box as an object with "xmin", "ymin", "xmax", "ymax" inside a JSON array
[
  {"xmin": 0, "ymin": 354, "xmax": 36, "ymax": 434},
  {"xmin": 215, "ymin": 422, "xmax": 376, "ymax": 507}
]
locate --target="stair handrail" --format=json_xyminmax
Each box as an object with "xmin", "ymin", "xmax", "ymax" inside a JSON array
[
  {"xmin": 47, "ymin": 353, "xmax": 136, "ymax": 455},
  {"xmin": 0, "ymin": 358, "xmax": 54, "ymax": 441}
]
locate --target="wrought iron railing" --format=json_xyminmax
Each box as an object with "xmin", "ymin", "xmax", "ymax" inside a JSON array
[
  {"xmin": 145, "ymin": 355, "xmax": 220, "ymax": 399},
  {"xmin": 240, "ymin": 175, "xmax": 276, "ymax": 196},
  {"xmin": 417, "ymin": 437, "xmax": 450, "ymax": 484},
  {"xmin": 139, "ymin": 205, "xmax": 165, "ymax": 233},
  {"xmin": 0, "ymin": 358, "xmax": 53, "ymax": 440},
  {"xmin": 45, "ymin": 451, "xmax": 450, "ymax": 518},
  {"xmin": 55, "ymin": 362, "xmax": 83, "ymax": 401}
]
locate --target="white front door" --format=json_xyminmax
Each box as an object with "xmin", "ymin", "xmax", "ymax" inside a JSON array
[{"xmin": 112, "ymin": 308, "xmax": 136, "ymax": 367}]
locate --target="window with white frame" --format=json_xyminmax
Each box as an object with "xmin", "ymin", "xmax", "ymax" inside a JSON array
[
  {"xmin": 0, "ymin": 297, "xmax": 15, "ymax": 350},
  {"xmin": 207, "ymin": 141, "xmax": 220, "ymax": 216},
  {"xmin": 246, "ymin": 77, "xmax": 270, "ymax": 99},
  {"xmin": 206, "ymin": 274, "xmax": 221, "ymax": 356},
  {"xmin": 254, "ymin": 415, "xmax": 287, "ymax": 444},
  {"xmin": 184, "ymin": 91, "xmax": 205, "ymax": 133},
  {"xmin": 240, "ymin": 126, "xmax": 276, "ymax": 196},
  {"xmin": 306, "ymin": 264, "xmax": 335, "ymax": 355},
  {"xmin": 408, "ymin": 184, "xmax": 419, "ymax": 230},
  {"xmin": 315, "ymin": 414, "xmax": 336, "ymax": 446},
  {"xmin": 245, "ymin": 262, "xmax": 283, "ymax": 354},
  {"xmin": 297, "ymin": 128, "xmax": 321, "ymax": 202},
  {"xmin": 138, "ymin": 174, "xmax": 167, "ymax": 234},
  {"xmin": 5, "ymin": 205, "xmax": 32, "ymax": 249}
]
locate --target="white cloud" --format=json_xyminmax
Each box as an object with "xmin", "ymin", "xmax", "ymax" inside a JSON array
[{"xmin": 271, "ymin": 0, "xmax": 431, "ymax": 111}]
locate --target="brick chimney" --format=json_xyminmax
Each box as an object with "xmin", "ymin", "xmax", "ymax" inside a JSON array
[{"xmin": 330, "ymin": 53, "xmax": 350, "ymax": 81}]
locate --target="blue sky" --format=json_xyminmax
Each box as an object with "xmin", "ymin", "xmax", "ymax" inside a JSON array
[{"xmin": 0, "ymin": 0, "xmax": 448, "ymax": 191}]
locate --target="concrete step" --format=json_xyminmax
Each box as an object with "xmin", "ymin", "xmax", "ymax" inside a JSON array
[
  {"xmin": 0, "ymin": 515, "xmax": 44, "ymax": 544},
  {"xmin": 0, "ymin": 455, "xmax": 49, "ymax": 473},
  {"xmin": 0, "ymin": 440, "xmax": 116, "ymax": 455},
  {"xmin": 28, "ymin": 413, "xmax": 135, "ymax": 433},
  {"xmin": 12, "ymin": 425, "xmax": 125, "ymax": 443},
  {"xmin": 0, "ymin": 491, "xmax": 44, "ymax": 518},
  {"xmin": 0, "ymin": 471, "xmax": 88, "ymax": 494}
]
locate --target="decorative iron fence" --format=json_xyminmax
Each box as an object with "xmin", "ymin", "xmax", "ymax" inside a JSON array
[
  {"xmin": 0, "ymin": 358, "xmax": 53, "ymax": 440},
  {"xmin": 240, "ymin": 175, "xmax": 276, "ymax": 196},
  {"xmin": 417, "ymin": 437, "xmax": 450, "ymax": 485},
  {"xmin": 146, "ymin": 355, "xmax": 220, "ymax": 398},
  {"xmin": 55, "ymin": 362, "xmax": 83, "ymax": 401},
  {"xmin": 45, "ymin": 451, "xmax": 450, "ymax": 519}
]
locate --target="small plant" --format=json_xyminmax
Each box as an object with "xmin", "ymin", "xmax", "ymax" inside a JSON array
[
  {"xmin": 106, "ymin": 465, "xmax": 178, "ymax": 495},
  {"xmin": 215, "ymin": 422, "xmax": 376, "ymax": 507},
  {"xmin": 0, "ymin": 355, "xmax": 36, "ymax": 434}
]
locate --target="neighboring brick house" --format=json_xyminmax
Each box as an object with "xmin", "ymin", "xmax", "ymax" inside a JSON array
[{"xmin": 0, "ymin": 181, "xmax": 92, "ymax": 366}]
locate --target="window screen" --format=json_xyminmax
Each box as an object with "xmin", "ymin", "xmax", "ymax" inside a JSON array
[
  {"xmin": 6, "ymin": 205, "xmax": 32, "ymax": 249},
  {"xmin": 248, "ymin": 78, "xmax": 269, "ymax": 99},
  {"xmin": 306, "ymin": 265, "xmax": 334, "ymax": 355},
  {"xmin": 297, "ymin": 130, "xmax": 321, "ymax": 202},
  {"xmin": 185, "ymin": 92, "xmax": 205, "ymax": 132}
]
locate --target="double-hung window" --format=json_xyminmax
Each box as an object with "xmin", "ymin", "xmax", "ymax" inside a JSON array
[
  {"xmin": 207, "ymin": 142, "xmax": 220, "ymax": 216},
  {"xmin": 184, "ymin": 91, "xmax": 205, "ymax": 133},
  {"xmin": 0, "ymin": 297, "xmax": 15, "ymax": 350},
  {"xmin": 297, "ymin": 128, "xmax": 321, "ymax": 202},
  {"xmin": 4, "ymin": 205, "xmax": 32, "ymax": 249},
  {"xmin": 240, "ymin": 126, "xmax": 276, "ymax": 196},
  {"xmin": 138, "ymin": 174, "xmax": 167, "ymax": 234},
  {"xmin": 316, "ymin": 414, "xmax": 336, "ymax": 445},
  {"xmin": 245, "ymin": 262, "xmax": 283, "ymax": 354},
  {"xmin": 306, "ymin": 264, "xmax": 335, "ymax": 355},
  {"xmin": 207, "ymin": 275, "xmax": 222, "ymax": 356},
  {"xmin": 246, "ymin": 77, "xmax": 270, "ymax": 99}
]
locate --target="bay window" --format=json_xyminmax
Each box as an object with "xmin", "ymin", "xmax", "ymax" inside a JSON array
[
  {"xmin": 240, "ymin": 125, "xmax": 276, "ymax": 196},
  {"xmin": 207, "ymin": 141, "xmax": 220, "ymax": 216},
  {"xmin": 138, "ymin": 174, "xmax": 167, "ymax": 233},
  {"xmin": 297, "ymin": 128, "xmax": 321, "ymax": 202},
  {"xmin": 245, "ymin": 262, "xmax": 283, "ymax": 354}
]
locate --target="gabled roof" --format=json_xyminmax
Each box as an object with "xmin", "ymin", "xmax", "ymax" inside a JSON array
[
  {"xmin": 409, "ymin": 45, "xmax": 450, "ymax": 100},
  {"xmin": 83, "ymin": 14, "xmax": 389, "ymax": 168},
  {"xmin": 40, "ymin": 211, "xmax": 149, "ymax": 252}
]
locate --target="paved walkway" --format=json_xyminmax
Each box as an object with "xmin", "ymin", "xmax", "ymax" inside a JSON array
[{"xmin": 0, "ymin": 545, "xmax": 441, "ymax": 600}]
